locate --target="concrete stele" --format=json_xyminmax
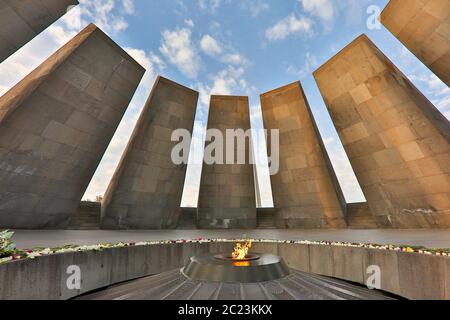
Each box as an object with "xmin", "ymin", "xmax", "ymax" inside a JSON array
[
  {"xmin": 260, "ymin": 82, "xmax": 347, "ymax": 229},
  {"xmin": 197, "ymin": 95, "xmax": 257, "ymax": 229},
  {"xmin": 101, "ymin": 76, "xmax": 198, "ymax": 229},
  {"xmin": 0, "ymin": 0, "xmax": 79, "ymax": 63},
  {"xmin": 313, "ymin": 34, "xmax": 450, "ymax": 228},
  {"xmin": 0, "ymin": 23, "xmax": 145, "ymax": 228},
  {"xmin": 380, "ymin": 0, "xmax": 450, "ymax": 87}
]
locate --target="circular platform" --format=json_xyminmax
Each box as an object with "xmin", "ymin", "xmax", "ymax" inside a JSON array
[
  {"xmin": 182, "ymin": 253, "xmax": 290, "ymax": 283},
  {"xmin": 76, "ymin": 268, "xmax": 396, "ymax": 300}
]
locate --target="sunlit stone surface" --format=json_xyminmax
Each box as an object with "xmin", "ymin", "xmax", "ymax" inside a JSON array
[
  {"xmin": 381, "ymin": 0, "xmax": 450, "ymax": 87},
  {"xmin": 314, "ymin": 34, "xmax": 450, "ymax": 228}
]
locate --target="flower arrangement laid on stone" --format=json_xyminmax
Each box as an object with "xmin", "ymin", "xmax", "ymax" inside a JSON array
[
  {"xmin": 0, "ymin": 231, "xmax": 448, "ymax": 265},
  {"xmin": 0, "ymin": 230, "xmax": 20, "ymax": 259}
]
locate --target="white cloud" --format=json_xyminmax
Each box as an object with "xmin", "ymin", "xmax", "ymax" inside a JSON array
[
  {"xmin": 287, "ymin": 52, "xmax": 318, "ymax": 78},
  {"xmin": 428, "ymin": 74, "xmax": 447, "ymax": 93},
  {"xmin": 46, "ymin": 25, "xmax": 77, "ymax": 46},
  {"xmin": 198, "ymin": 0, "xmax": 221, "ymax": 12},
  {"xmin": 184, "ymin": 19, "xmax": 195, "ymax": 28},
  {"xmin": 79, "ymin": 0, "xmax": 130, "ymax": 33},
  {"xmin": 159, "ymin": 27, "xmax": 201, "ymax": 79},
  {"xmin": 222, "ymin": 53, "xmax": 248, "ymax": 66},
  {"xmin": 149, "ymin": 52, "xmax": 166, "ymax": 70},
  {"xmin": 112, "ymin": 17, "xmax": 128, "ymax": 31},
  {"xmin": 124, "ymin": 47, "xmax": 159, "ymax": 91},
  {"xmin": 200, "ymin": 34, "xmax": 222, "ymax": 56},
  {"xmin": 122, "ymin": 0, "xmax": 135, "ymax": 15},
  {"xmin": 298, "ymin": 0, "xmax": 372, "ymax": 31},
  {"xmin": 199, "ymin": 34, "xmax": 248, "ymax": 67},
  {"xmin": 196, "ymin": 66, "xmax": 256, "ymax": 106},
  {"xmin": 323, "ymin": 137, "xmax": 335, "ymax": 145},
  {"xmin": 299, "ymin": 0, "xmax": 334, "ymax": 22},
  {"xmin": 265, "ymin": 14, "xmax": 313, "ymax": 41},
  {"xmin": 241, "ymin": 1, "xmax": 269, "ymax": 18},
  {"xmin": 407, "ymin": 72, "xmax": 450, "ymax": 120}
]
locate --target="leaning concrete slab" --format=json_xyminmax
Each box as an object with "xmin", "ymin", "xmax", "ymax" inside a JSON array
[
  {"xmin": 314, "ymin": 34, "xmax": 450, "ymax": 228},
  {"xmin": 0, "ymin": 23, "xmax": 145, "ymax": 228},
  {"xmin": 0, "ymin": 0, "xmax": 79, "ymax": 63},
  {"xmin": 197, "ymin": 95, "xmax": 257, "ymax": 229},
  {"xmin": 101, "ymin": 76, "xmax": 198, "ymax": 229},
  {"xmin": 380, "ymin": 0, "xmax": 450, "ymax": 87},
  {"xmin": 260, "ymin": 82, "xmax": 347, "ymax": 228}
]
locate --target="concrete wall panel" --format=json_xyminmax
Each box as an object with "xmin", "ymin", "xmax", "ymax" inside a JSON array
[
  {"xmin": 101, "ymin": 76, "xmax": 198, "ymax": 229},
  {"xmin": 0, "ymin": 24, "xmax": 145, "ymax": 228},
  {"xmin": 260, "ymin": 82, "xmax": 347, "ymax": 228},
  {"xmin": 381, "ymin": 0, "xmax": 450, "ymax": 87},
  {"xmin": 314, "ymin": 35, "xmax": 450, "ymax": 228},
  {"xmin": 0, "ymin": 0, "xmax": 78, "ymax": 63},
  {"xmin": 197, "ymin": 96, "xmax": 257, "ymax": 229}
]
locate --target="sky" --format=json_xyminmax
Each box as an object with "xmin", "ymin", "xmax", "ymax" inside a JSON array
[{"xmin": 0, "ymin": 0, "xmax": 449, "ymax": 207}]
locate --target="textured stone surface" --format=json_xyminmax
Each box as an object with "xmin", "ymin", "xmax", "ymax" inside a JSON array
[
  {"xmin": 347, "ymin": 202, "xmax": 377, "ymax": 229},
  {"xmin": 0, "ymin": 24, "xmax": 145, "ymax": 228},
  {"xmin": 101, "ymin": 76, "xmax": 198, "ymax": 229},
  {"xmin": 260, "ymin": 82, "xmax": 347, "ymax": 228},
  {"xmin": 381, "ymin": 0, "xmax": 450, "ymax": 87},
  {"xmin": 314, "ymin": 35, "xmax": 450, "ymax": 228},
  {"xmin": 197, "ymin": 95, "xmax": 257, "ymax": 229},
  {"xmin": 77, "ymin": 268, "xmax": 394, "ymax": 300},
  {"xmin": 67, "ymin": 201, "xmax": 101, "ymax": 230},
  {"xmin": 397, "ymin": 253, "xmax": 447, "ymax": 300},
  {"xmin": 363, "ymin": 249, "xmax": 401, "ymax": 295},
  {"xmin": 0, "ymin": 0, "xmax": 78, "ymax": 63}
]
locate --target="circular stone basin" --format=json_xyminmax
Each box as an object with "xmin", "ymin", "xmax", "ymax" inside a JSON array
[{"xmin": 181, "ymin": 253, "xmax": 290, "ymax": 283}]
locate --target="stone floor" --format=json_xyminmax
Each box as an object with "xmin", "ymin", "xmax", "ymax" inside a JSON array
[
  {"xmin": 76, "ymin": 269, "xmax": 395, "ymax": 300},
  {"xmin": 9, "ymin": 229, "xmax": 450, "ymax": 249}
]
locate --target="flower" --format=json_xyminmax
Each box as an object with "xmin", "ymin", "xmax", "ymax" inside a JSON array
[{"xmin": 0, "ymin": 234, "xmax": 448, "ymax": 265}]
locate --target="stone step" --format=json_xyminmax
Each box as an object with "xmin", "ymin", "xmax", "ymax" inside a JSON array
[
  {"xmin": 177, "ymin": 209, "xmax": 197, "ymax": 229},
  {"xmin": 347, "ymin": 218, "xmax": 377, "ymax": 229},
  {"xmin": 67, "ymin": 201, "xmax": 101, "ymax": 230},
  {"xmin": 257, "ymin": 210, "xmax": 277, "ymax": 228},
  {"xmin": 346, "ymin": 203, "xmax": 377, "ymax": 229}
]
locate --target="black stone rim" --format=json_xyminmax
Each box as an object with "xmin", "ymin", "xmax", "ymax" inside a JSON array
[{"xmin": 181, "ymin": 253, "xmax": 291, "ymax": 283}]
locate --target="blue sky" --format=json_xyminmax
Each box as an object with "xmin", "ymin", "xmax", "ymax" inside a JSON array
[{"xmin": 0, "ymin": 0, "xmax": 448, "ymax": 207}]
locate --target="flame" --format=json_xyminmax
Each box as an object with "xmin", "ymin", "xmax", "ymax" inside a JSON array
[
  {"xmin": 231, "ymin": 240, "xmax": 252, "ymax": 260},
  {"xmin": 233, "ymin": 261, "xmax": 250, "ymax": 267}
]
